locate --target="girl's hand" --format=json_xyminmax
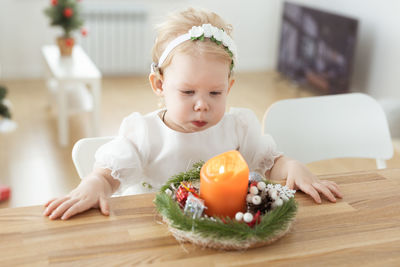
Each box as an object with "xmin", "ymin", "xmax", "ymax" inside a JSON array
[
  {"xmin": 43, "ymin": 169, "xmax": 118, "ymax": 220},
  {"xmin": 285, "ymin": 160, "xmax": 343, "ymax": 203}
]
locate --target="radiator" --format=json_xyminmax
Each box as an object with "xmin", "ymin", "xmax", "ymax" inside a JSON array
[{"xmin": 78, "ymin": 4, "xmax": 149, "ymax": 76}]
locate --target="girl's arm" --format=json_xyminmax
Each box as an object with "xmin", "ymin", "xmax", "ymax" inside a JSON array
[
  {"xmin": 265, "ymin": 156, "xmax": 343, "ymax": 203},
  {"xmin": 43, "ymin": 168, "xmax": 120, "ymax": 220}
]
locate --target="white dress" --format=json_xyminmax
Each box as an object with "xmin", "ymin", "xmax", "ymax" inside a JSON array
[{"xmin": 94, "ymin": 108, "xmax": 282, "ymax": 195}]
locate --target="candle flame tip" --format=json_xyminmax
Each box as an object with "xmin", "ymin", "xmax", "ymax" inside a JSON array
[{"xmin": 219, "ymin": 165, "xmax": 225, "ymax": 174}]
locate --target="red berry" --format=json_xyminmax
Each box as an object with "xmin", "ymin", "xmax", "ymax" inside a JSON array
[
  {"xmin": 247, "ymin": 210, "xmax": 261, "ymax": 227},
  {"xmin": 51, "ymin": 0, "xmax": 58, "ymax": 6},
  {"xmin": 63, "ymin": 8, "xmax": 73, "ymax": 18},
  {"xmin": 65, "ymin": 38, "xmax": 74, "ymax": 47},
  {"xmin": 81, "ymin": 27, "xmax": 88, "ymax": 37}
]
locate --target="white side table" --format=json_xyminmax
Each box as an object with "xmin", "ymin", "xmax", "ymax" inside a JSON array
[{"xmin": 42, "ymin": 45, "xmax": 102, "ymax": 146}]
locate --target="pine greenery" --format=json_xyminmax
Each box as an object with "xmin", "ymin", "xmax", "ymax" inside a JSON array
[
  {"xmin": 44, "ymin": 0, "xmax": 84, "ymax": 38},
  {"xmin": 160, "ymin": 161, "xmax": 204, "ymax": 192},
  {"xmin": 0, "ymin": 85, "xmax": 11, "ymax": 119},
  {"xmin": 155, "ymin": 162, "xmax": 298, "ymax": 242}
]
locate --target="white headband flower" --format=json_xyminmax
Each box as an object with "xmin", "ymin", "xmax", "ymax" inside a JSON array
[
  {"xmin": 152, "ymin": 24, "xmax": 237, "ymax": 73},
  {"xmin": 189, "ymin": 26, "xmax": 204, "ymax": 38}
]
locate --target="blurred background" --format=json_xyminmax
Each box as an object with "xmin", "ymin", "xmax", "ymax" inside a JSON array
[{"xmin": 1, "ymin": 0, "xmax": 400, "ymax": 208}]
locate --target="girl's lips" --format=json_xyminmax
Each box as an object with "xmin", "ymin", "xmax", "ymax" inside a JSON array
[{"xmin": 192, "ymin": 121, "xmax": 207, "ymax": 127}]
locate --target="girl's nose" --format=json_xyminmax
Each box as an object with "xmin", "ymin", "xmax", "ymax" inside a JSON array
[{"xmin": 194, "ymin": 98, "xmax": 209, "ymax": 112}]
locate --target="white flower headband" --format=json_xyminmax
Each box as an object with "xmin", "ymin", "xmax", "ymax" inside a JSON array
[{"xmin": 151, "ymin": 23, "xmax": 238, "ymax": 73}]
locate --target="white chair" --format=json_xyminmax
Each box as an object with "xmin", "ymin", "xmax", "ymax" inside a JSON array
[
  {"xmin": 72, "ymin": 136, "xmax": 114, "ymax": 178},
  {"xmin": 262, "ymin": 93, "xmax": 393, "ymax": 169}
]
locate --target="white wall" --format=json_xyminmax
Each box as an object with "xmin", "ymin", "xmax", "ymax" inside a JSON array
[
  {"xmin": 1, "ymin": 0, "xmax": 399, "ymax": 100},
  {"xmin": 0, "ymin": 0, "xmax": 279, "ymax": 79},
  {"xmin": 0, "ymin": 0, "xmax": 55, "ymax": 79}
]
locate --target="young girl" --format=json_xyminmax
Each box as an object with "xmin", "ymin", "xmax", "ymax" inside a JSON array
[{"xmin": 44, "ymin": 7, "xmax": 342, "ymax": 220}]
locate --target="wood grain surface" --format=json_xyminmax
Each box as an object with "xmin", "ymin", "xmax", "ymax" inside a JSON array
[{"xmin": 1, "ymin": 169, "xmax": 400, "ymax": 266}]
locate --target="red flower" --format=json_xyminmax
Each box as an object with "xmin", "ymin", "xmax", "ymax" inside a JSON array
[
  {"xmin": 51, "ymin": 0, "xmax": 58, "ymax": 6},
  {"xmin": 250, "ymin": 181, "xmax": 258, "ymax": 187},
  {"xmin": 65, "ymin": 38, "xmax": 74, "ymax": 47},
  {"xmin": 63, "ymin": 8, "xmax": 73, "ymax": 18},
  {"xmin": 81, "ymin": 27, "xmax": 88, "ymax": 37}
]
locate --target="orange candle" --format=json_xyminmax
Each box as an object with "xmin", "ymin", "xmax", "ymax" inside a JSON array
[{"xmin": 200, "ymin": 150, "xmax": 249, "ymax": 218}]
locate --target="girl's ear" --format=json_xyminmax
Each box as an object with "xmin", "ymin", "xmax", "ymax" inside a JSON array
[
  {"xmin": 149, "ymin": 73, "xmax": 164, "ymax": 96},
  {"xmin": 227, "ymin": 78, "xmax": 235, "ymax": 94}
]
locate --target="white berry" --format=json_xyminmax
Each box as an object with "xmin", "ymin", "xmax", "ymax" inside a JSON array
[
  {"xmin": 243, "ymin": 212, "xmax": 253, "ymax": 223},
  {"xmin": 249, "ymin": 186, "xmax": 259, "ymax": 195},
  {"xmin": 252, "ymin": 195, "xmax": 262, "ymax": 205},
  {"xmin": 281, "ymin": 195, "xmax": 289, "ymax": 202},
  {"xmin": 246, "ymin": 194, "xmax": 253, "ymax": 203},
  {"xmin": 270, "ymin": 189, "xmax": 278, "ymax": 200},
  {"xmin": 275, "ymin": 198, "xmax": 283, "ymax": 207},
  {"xmin": 257, "ymin": 181, "xmax": 266, "ymax": 191},
  {"xmin": 235, "ymin": 212, "xmax": 244, "ymax": 221}
]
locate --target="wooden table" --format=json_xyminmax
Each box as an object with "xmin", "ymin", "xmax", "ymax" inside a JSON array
[{"xmin": 1, "ymin": 169, "xmax": 400, "ymax": 265}]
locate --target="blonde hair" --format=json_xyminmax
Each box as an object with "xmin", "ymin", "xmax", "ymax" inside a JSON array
[{"xmin": 151, "ymin": 7, "xmax": 234, "ymax": 77}]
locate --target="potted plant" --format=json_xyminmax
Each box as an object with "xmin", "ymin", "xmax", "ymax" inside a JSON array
[
  {"xmin": 44, "ymin": 0, "xmax": 86, "ymax": 56},
  {"xmin": 0, "ymin": 86, "xmax": 11, "ymax": 120},
  {"xmin": 0, "ymin": 85, "xmax": 17, "ymax": 133}
]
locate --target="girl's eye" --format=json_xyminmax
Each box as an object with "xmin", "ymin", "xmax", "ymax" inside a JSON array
[
  {"xmin": 180, "ymin": 90, "xmax": 195, "ymax": 95},
  {"xmin": 210, "ymin": 91, "xmax": 222, "ymax": 96}
]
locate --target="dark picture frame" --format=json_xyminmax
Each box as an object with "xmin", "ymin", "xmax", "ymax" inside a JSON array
[{"xmin": 277, "ymin": 2, "xmax": 358, "ymax": 94}]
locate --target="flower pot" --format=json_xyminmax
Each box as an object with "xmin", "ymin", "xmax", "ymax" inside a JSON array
[{"xmin": 57, "ymin": 37, "xmax": 75, "ymax": 56}]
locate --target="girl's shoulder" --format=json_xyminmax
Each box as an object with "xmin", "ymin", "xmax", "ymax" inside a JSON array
[
  {"xmin": 118, "ymin": 110, "xmax": 162, "ymax": 137},
  {"xmin": 121, "ymin": 110, "xmax": 161, "ymax": 126},
  {"xmin": 226, "ymin": 107, "xmax": 259, "ymax": 125},
  {"xmin": 122, "ymin": 110, "xmax": 159, "ymax": 122}
]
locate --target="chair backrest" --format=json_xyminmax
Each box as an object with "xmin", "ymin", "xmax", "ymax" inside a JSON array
[
  {"xmin": 262, "ymin": 93, "xmax": 393, "ymax": 169},
  {"xmin": 72, "ymin": 136, "xmax": 114, "ymax": 178}
]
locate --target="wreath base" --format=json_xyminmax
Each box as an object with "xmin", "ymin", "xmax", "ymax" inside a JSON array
[
  {"xmin": 155, "ymin": 162, "xmax": 297, "ymax": 251},
  {"xmin": 162, "ymin": 217, "xmax": 293, "ymax": 250}
]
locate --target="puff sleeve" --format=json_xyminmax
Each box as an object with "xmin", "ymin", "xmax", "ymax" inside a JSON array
[
  {"xmin": 232, "ymin": 108, "xmax": 282, "ymax": 175},
  {"xmin": 94, "ymin": 112, "xmax": 149, "ymax": 194}
]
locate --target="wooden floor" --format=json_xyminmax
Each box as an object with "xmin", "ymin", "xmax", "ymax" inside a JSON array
[{"xmin": 1, "ymin": 71, "xmax": 400, "ymax": 208}]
